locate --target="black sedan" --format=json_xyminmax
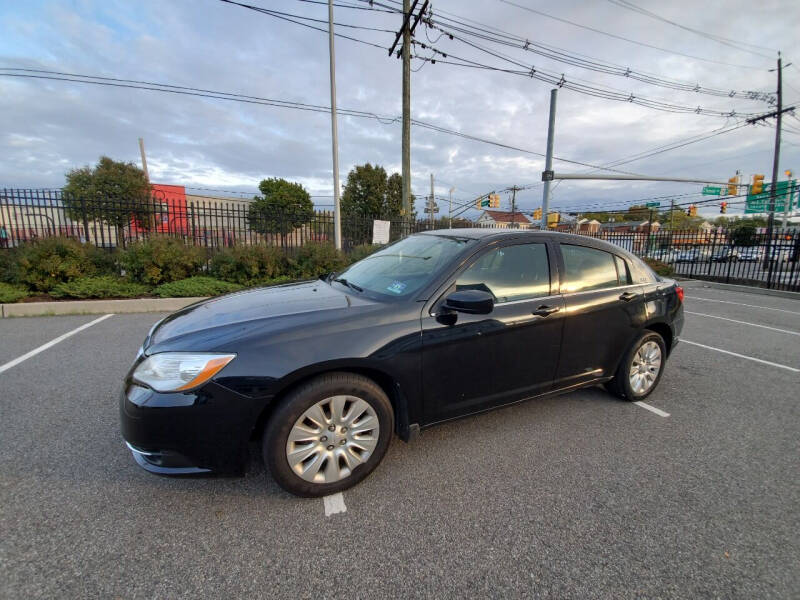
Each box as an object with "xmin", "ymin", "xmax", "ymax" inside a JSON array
[{"xmin": 121, "ymin": 230, "xmax": 684, "ymax": 497}]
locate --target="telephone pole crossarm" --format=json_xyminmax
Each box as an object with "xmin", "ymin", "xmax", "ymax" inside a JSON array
[{"xmin": 388, "ymin": 0, "xmax": 420, "ymax": 56}]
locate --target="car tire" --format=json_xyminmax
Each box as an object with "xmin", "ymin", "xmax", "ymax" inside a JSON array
[
  {"xmin": 263, "ymin": 372, "xmax": 393, "ymax": 497},
  {"xmin": 605, "ymin": 330, "xmax": 667, "ymax": 402}
]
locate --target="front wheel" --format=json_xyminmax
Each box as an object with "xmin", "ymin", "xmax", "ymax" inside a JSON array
[
  {"xmin": 263, "ymin": 372, "xmax": 393, "ymax": 497},
  {"xmin": 605, "ymin": 331, "xmax": 666, "ymax": 401}
]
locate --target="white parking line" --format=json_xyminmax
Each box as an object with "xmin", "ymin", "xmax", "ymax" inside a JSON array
[
  {"xmin": 687, "ymin": 296, "xmax": 800, "ymax": 316},
  {"xmin": 682, "ymin": 339, "xmax": 800, "ymax": 373},
  {"xmin": 0, "ymin": 314, "xmax": 114, "ymax": 375},
  {"xmin": 633, "ymin": 401, "xmax": 670, "ymax": 417},
  {"xmin": 323, "ymin": 492, "xmax": 347, "ymax": 516},
  {"xmin": 684, "ymin": 311, "xmax": 800, "ymax": 336}
]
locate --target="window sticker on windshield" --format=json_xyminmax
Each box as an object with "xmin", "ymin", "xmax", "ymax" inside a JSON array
[{"xmin": 386, "ymin": 280, "xmax": 407, "ymax": 294}]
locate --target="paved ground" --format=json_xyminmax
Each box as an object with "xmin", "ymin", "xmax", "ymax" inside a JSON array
[{"xmin": 1, "ymin": 281, "xmax": 798, "ymax": 599}]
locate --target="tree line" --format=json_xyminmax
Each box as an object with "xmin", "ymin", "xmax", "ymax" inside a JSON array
[{"xmin": 60, "ymin": 156, "xmax": 419, "ymax": 238}]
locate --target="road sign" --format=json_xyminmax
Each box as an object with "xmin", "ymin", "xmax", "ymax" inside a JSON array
[
  {"xmin": 423, "ymin": 207, "xmax": 439, "ymax": 213},
  {"xmin": 645, "ymin": 201, "xmax": 660, "ymax": 208},
  {"xmin": 541, "ymin": 170, "xmax": 554, "ymax": 181},
  {"xmin": 745, "ymin": 180, "xmax": 796, "ymax": 214},
  {"xmin": 702, "ymin": 186, "xmax": 722, "ymax": 196}
]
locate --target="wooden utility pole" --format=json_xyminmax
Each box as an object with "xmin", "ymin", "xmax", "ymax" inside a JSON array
[
  {"xmin": 510, "ymin": 186, "xmax": 518, "ymax": 228},
  {"xmin": 328, "ymin": 0, "xmax": 342, "ymax": 249},
  {"xmin": 389, "ymin": 0, "xmax": 427, "ymax": 218}
]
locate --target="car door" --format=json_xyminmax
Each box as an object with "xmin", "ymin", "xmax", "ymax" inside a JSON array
[
  {"xmin": 554, "ymin": 243, "xmax": 647, "ymax": 389},
  {"xmin": 421, "ymin": 239, "xmax": 565, "ymax": 424}
]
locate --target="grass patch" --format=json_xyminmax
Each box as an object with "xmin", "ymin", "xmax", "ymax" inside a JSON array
[
  {"xmin": 0, "ymin": 282, "xmax": 30, "ymax": 303},
  {"xmin": 643, "ymin": 257, "xmax": 674, "ymax": 277},
  {"xmin": 49, "ymin": 276, "xmax": 151, "ymax": 299},
  {"xmin": 153, "ymin": 276, "xmax": 244, "ymax": 298}
]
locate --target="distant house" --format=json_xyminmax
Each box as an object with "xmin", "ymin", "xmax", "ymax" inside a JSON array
[
  {"xmin": 477, "ymin": 210, "xmax": 533, "ymax": 229},
  {"xmin": 577, "ymin": 218, "xmax": 601, "ymax": 233},
  {"xmin": 601, "ymin": 220, "xmax": 660, "ymax": 233}
]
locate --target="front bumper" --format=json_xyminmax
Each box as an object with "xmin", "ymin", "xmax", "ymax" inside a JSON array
[{"xmin": 119, "ymin": 380, "xmax": 272, "ymax": 476}]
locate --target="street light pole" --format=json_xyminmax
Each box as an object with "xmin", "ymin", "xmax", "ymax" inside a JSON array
[
  {"xmin": 541, "ymin": 89, "xmax": 558, "ymax": 229},
  {"xmin": 328, "ymin": 0, "xmax": 342, "ymax": 250}
]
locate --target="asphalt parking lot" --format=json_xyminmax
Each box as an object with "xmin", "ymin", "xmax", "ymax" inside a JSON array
[{"xmin": 1, "ymin": 281, "xmax": 799, "ymax": 599}]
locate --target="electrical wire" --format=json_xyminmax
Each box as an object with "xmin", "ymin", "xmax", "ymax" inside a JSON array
[
  {"xmin": 494, "ymin": 0, "xmax": 768, "ymax": 70},
  {"xmin": 606, "ymin": 0, "xmax": 776, "ymax": 58}
]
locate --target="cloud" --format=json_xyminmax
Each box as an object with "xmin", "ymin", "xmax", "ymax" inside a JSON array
[{"xmin": 0, "ymin": 0, "xmax": 798, "ymax": 219}]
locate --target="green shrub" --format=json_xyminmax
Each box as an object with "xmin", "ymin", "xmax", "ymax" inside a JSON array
[
  {"xmin": 348, "ymin": 244, "xmax": 381, "ymax": 264},
  {"xmin": 289, "ymin": 242, "xmax": 348, "ymax": 279},
  {"xmin": 209, "ymin": 245, "xmax": 289, "ymax": 286},
  {"xmin": 49, "ymin": 276, "xmax": 150, "ymax": 299},
  {"xmin": 87, "ymin": 246, "xmax": 119, "ymax": 276},
  {"xmin": 643, "ymin": 257, "xmax": 674, "ymax": 277},
  {"xmin": 16, "ymin": 236, "xmax": 98, "ymax": 291},
  {"xmin": 152, "ymin": 276, "xmax": 243, "ymax": 298},
  {"xmin": 0, "ymin": 282, "xmax": 29, "ymax": 303},
  {"xmin": 0, "ymin": 249, "xmax": 21, "ymax": 284},
  {"xmin": 120, "ymin": 236, "xmax": 206, "ymax": 285}
]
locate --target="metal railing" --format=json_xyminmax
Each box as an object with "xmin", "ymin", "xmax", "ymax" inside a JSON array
[{"xmin": 1, "ymin": 189, "xmax": 798, "ymax": 291}]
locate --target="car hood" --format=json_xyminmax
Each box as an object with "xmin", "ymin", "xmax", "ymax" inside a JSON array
[{"xmin": 147, "ymin": 280, "xmax": 368, "ymax": 350}]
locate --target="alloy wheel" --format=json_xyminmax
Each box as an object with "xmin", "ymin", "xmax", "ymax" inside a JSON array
[
  {"xmin": 629, "ymin": 340, "xmax": 662, "ymax": 395},
  {"xmin": 285, "ymin": 395, "xmax": 380, "ymax": 484}
]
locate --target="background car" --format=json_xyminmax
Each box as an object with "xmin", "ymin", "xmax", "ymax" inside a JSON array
[
  {"xmin": 675, "ymin": 249, "xmax": 700, "ymax": 263},
  {"xmin": 710, "ymin": 247, "xmax": 741, "ymax": 262}
]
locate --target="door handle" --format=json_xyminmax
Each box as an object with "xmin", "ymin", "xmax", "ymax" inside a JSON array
[
  {"xmin": 619, "ymin": 291, "xmax": 638, "ymax": 302},
  {"xmin": 532, "ymin": 305, "xmax": 560, "ymax": 317}
]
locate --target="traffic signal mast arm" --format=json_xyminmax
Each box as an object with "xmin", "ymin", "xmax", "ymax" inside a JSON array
[{"xmin": 545, "ymin": 173, "xmax": 750, "ymax": 188}]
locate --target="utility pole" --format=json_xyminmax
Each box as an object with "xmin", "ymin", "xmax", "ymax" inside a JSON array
[
  {"xmin": 764, "ymin": 52, "xmax": 783, "ymax": 271},
  {"xmin": 389, "ymin": 0, "xmax": 426, "ymax": 218},
  {"xmin": 541, "ymin": 89, "xmax": 558, "ymax": 229},
  {"xmin": 669, "ymin": 197, "xmax": 675, "ymax": 230},
  {"xmin": 328, "ymin": 0, "xmax": 342, "ymax": 250},
  {"xmin": 429, "ymin": 172, "xmax": 435, "ymax": 228},
  {"xmin": 510, "ymin": 185, "xmax": 518, "ymax": 229},
  {"xmin": 138, "ymin": 137, "xmax": 150, "ymax": 181},
  {"xmin": 448, "ymin": 186, "xmax": 454, "ymax": 228}
]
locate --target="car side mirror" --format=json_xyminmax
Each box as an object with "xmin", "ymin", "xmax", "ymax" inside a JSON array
[{"xmin": 443, "ymin": 289, "xmax": 494, "ymax": 315}]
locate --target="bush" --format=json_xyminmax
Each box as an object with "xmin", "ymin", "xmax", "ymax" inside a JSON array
[
  {"xmin": 152, "ymin": 276, "xmax": 243, "ymax": 298},
  {"xmin": 289, "ymin": 242, "xmax": 348, "ymax": 279},
  {"xmin": 209, "ymin": 245, "xmax": 289, "ymax": 286},
  {"xmin": 643, "ymin": 257, "xmax": 674, "ymax": 277},
  {"xmin": 0, "ymin": 282, "xmax": 29, "ymax": 303},
  {"xmin": 16, "ymin": 236, "xmax": 98, "ymax": 291},
  {"xmin": 87, "ymin": 246, "xmax": 119, "ymax": 276},
  {"xmin": 348, "ymin": 244, "xmax": 381, "ymax": 264},
  {"xmin": 0, "ymin": 249, "xmax": 21, "ymax": 284},
  {"xmin": 120, "ymin": 236, "xmax": 206, "ymax": 285},
  {"xmin": 49, "ymin": 276, "xmax": 150, "ymax": 299}
]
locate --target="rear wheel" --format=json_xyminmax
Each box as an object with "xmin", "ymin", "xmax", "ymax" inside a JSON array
[
  {"xmin": 263, "ymin": 372, "xmax": 393, "ymax": 497},
  {"xmin": 605, "ymin": 331, "xmax": 666, "ymax": 401}
]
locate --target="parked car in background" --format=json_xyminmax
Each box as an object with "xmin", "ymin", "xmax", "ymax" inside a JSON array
[
  {"xmin": 120, "ymin": 230, "xmax": 684, "ymax": 497},
  {"xmin": 710, "ymin": 247, "xmax": 741, "ymax": 262},
  {"xmin": 675, "ymin": 249, "xmax": 701, "ymax": 263},
  {"xmin": 738, "ymin": 248, "xmax": 761, "ymax": 262}
]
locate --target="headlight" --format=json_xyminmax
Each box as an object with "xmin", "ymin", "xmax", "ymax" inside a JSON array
[{"xmin": 132, "ymin": 352, "xmax": 236, "ymax": 393}]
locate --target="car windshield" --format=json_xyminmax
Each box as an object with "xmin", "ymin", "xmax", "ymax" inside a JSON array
[{"xmin": 332, "ymin": 234, "xmax": 475, "ymax": 299}]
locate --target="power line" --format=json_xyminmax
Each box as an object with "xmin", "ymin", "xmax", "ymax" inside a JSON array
[
  {"xmin": 418, "ymin": 10, "xmax": 775, "ymax": 102},
  {"xmin": 605, "ymin": 0, "xmax": 775, "ymax": 58},
  {"xmin": 494, "ymin": 0, "xmax": 768, "ymax": 70},
  {"xmin": 0, "ymin": 67, "xmax": 643, "ymax": 174}
]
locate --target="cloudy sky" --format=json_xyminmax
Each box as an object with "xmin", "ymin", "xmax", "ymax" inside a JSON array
[{"xmin": 1, "ymin": 0, "xmax": 799, "ymax": 220}]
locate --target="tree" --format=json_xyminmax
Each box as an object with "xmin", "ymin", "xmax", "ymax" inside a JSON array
[
  {"xmin": 729, "ymin": 220, "xmax": 758, "ymax": 246},
  {"xmin": 341, "ymin": 164, "xmax": 415, "ymax": 244},
  {"xmin": 62, "ymin": 156, "xmax": 152, "ymax": 245},
  {"xmin": 623, "ymin": 204, "xmax": 650, "ymax": 222},
  {"xmin": 248, "ymin": 178, "xmax": 313, "ymax": 236}
]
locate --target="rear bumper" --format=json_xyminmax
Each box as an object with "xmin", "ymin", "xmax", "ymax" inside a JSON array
[{"xmin": 119, "ymin": 381, "xmax": 272, "ymax": 476}]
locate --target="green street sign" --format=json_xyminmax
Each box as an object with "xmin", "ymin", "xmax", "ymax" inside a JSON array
[
  {"xmin": 745, "ymin": 180, "xmax": 796, "ymax": 214},
  {"xmin": 479, "ymin": 198, "xmax": 490, "ymax": 207},
  {"xmin": 645, "ymin": 201, "xmax": 660, "ymax": 208},
  {"xmin": 702, "ymin": 186, "xmax": 722, "ymax": 196}
]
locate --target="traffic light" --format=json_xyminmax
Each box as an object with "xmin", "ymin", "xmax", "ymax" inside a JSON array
[
  {"xmin": 720, "ymin": 201, "xmax": 727, "ymax": 214},
  {"xmin": 685, "ymin": 205, "xmax": 697, "ymax": 217},
  {"xmin": 533, "ymin": 207, "xmax": 542, "ymax": 220},
  {"xmin": 751, "ymin": 174, "xmax": 765, "ymax": 195},
  {"xmin": 489, "ymin": 193, "xmax": 501, "ymax": 208},
  {"xmin": 727, "ymin": 176, "xmax": 738, "ymax": 196}
]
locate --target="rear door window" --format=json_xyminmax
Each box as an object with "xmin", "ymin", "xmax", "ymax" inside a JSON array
[{"xmin": 560, "ymin": 244, "xmax": 620, "ymax": 293}]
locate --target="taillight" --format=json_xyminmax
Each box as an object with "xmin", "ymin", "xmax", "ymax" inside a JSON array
[{"xmin": 675, "ymin": 286, "xmax": 684, "ymax": 303}]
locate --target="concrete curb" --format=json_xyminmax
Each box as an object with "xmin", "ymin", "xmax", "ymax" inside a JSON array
[
  {"xmin": 676, "ymin": 278, "xmax": 800, "ymax": 300},
  {"xmin": 1, "ymin": 297, "xmax": 208, "ymax": 318}
]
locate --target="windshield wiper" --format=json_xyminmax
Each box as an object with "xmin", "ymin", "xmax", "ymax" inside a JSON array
[{"xmin": 332, "ymin": 277, "xmax": 363, "ymax": 292}]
